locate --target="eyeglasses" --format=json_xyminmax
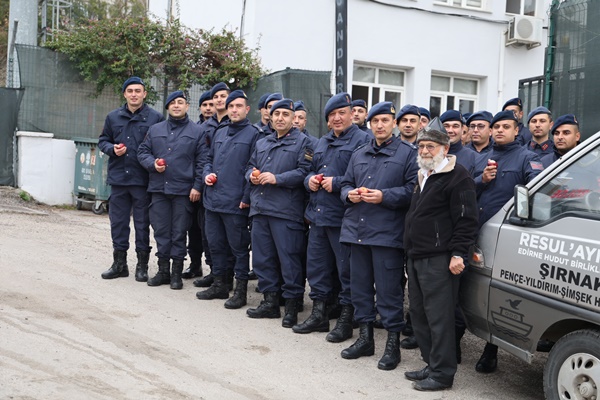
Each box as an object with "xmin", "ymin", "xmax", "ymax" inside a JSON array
[
  {"xmin": 417, "ymin": 144, "xmax": 441, "ymax": 152},
  {"xmin": 469, "ymin": 124, "xmax": 487, "ymax": 130}
]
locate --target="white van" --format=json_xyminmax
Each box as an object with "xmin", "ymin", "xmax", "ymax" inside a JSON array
[{"xmin": 461, "ymin": 131, "xmax": 600, "ymax": 400}]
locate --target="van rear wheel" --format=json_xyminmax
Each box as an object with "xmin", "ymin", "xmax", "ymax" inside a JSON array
[{"xmin": 544, "ymin": 329, "xmax": 600, "ymax": 400}]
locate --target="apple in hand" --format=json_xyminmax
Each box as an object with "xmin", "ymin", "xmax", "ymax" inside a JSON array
[
  {"xmin": 357, "ymin": 187, "xmax": 369, "ymax": 195},
  {"xmin": 251, "ymin": 169, "xmax": 261, "ymax": 178},
  {"xmin": 207, "ymin": 175, "xmax": 217, "ymax": 184},
  {"xmin": 315, "ymin": 174, "xmax": 324, "ymax": 184},
  {"xmin": 156, "ymin": 158, "xmax": 166, "ymax": 167},
  {"xmin": 116, "ymin": 143, "xmax": 126, "ymax": 149}
]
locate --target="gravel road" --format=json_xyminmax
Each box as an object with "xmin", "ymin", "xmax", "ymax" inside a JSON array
[{"xmin": 0, "ymin": 186, "xmax": 547, "ymax": 399}]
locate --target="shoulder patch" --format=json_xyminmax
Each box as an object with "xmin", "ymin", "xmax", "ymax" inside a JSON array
[
  {"xmin": 530, "ymin": 161, "xmax": 544, "ymax": 170},
  {"xmin": 304, "ymin": 148, "xmax": 314, "ymax": 162}
]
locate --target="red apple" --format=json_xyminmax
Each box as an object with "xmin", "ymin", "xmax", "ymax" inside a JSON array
[
  {"xmin": 116, "ymin": 143, "xmax": 125, "ymax": 149},
  {"xmin": 156, "ymin": 158, "xmax": 166, "ymax": 167},
  {"xmin": 487, "ymin": 159, "xmax": 497, "ymax": 168},
  {"xmin": 208, "ymin": 175, "xmax": 217, "ymax": 184},
  {"xmin": 357, "ymin": 187, "xmax": 369, "ymax": 195},
  {"xmin": 315, "ymin": 174, "xmax": 324, "ymax": 184},
  {"xmin": 251, "ymin": 169, "xmax": 261, "ymax": 178}
]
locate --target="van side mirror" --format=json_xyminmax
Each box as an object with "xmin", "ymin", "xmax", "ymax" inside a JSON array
[{"xmin": 514, "ymin": 185, "xmax": 530, "ymax": 219}]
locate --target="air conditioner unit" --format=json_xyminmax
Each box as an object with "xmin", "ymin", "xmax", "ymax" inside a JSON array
[{"xmin": 507, "ymin": 15, "xmax": 543, "ymax": 47}]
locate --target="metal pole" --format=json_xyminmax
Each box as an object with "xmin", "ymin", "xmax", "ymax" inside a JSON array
[{"xmin": 7, "ymin": 19, "xmax": 19, "ymax": 88}]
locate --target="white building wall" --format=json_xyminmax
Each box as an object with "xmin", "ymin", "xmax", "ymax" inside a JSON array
[{"xmin": 150, "ymin": 0, "xmax": 550, "ymax": 112}]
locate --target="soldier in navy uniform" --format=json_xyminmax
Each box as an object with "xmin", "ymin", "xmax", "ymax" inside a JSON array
[
  {"xmin": 465, "ymin": 111, "xmax": 494, "ymax": 154},
  {"xmin": 473, "ymin": 110, "xmax": 544, "ymax": 373},
  {"xmin": 197, "ymin": 90, "xmax": 214, "ymax": 124},
  {"xmin": 396, "ymin": 105, "xmax": 421, "ymax": 144},
  {"xmin": 526, "ymin": 106, "xmax": 555, "ymax": 157},
  {"xmin": 541, "ymin": 114, "xmax": 581, "ymax": 168},
  {"xmin": 351, "ymin": 99, "xmax": 372, "ymax": 135},
  {"xmin": 137, "ymin": 91, "xmax": 205, "ymax": 290},
  {"xmin": 196, "ymin": 90, "xmax": 262, "ymax": 308},
  {"xmin": 245, "ymin": 99, "xmax": 313, "ymax": 328},
  {"xmin": 419, "ymin": 107, "xmax": 431, "ymax": 130},
  {"xmin": 292, "ymin": 93, "xmax": 370, "ymax": 343},
  {"xmin": 339, "ymin": 101, "xmax": 419, "ymax": 371},
  {"xmin": 98, "ymin": 77, "xmax": 164, "ymax": 282}
]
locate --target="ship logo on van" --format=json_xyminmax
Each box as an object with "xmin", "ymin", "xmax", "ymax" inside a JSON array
[{"xmin": 491, "ymin": 299, "xmax": 532, "ymax": 343}]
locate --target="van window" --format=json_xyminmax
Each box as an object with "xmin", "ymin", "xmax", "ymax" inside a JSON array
[{"xmin": 531, "ymin": 147, "xmax": 600, "ymax": 222}]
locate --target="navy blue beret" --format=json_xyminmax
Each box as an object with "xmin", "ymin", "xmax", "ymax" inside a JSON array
[
  {"xmin": 527, "ymin": 106, "xmax": 552, "ymax": 124},
  {"xmin": 294, "ymin": 100, "xmax": 306, "ymax": 112},
  {"xmin": 270, "ymin": 98, "xmax": 295, "ymax": 115},
  {"xmin": 198, "ymin": 90, "xmax": 212, "ymax": 106},
  {"xmin": 502, "ymin": 97, "xmax": 523, "ymax": 110},
  {"xmin": 419, "ymin": 107, "xmax": 431, "ymax": 121},
  {"xmin": 324, "ymin": 92, "xmax": 352, "ymax": 121},
  {"xmin": 463, "ymin": 112, "xmax": 472, "ymax": 124},
  {"xmin": 258, "ymin": 93, "xmax": 271, "ymax": 109},
  {"xmin": 165, "ymin": 90, "xmax": 187, "ymax": 109},
  {"xmin": 351, "ymin": 99, "xmax": 368, "ymax": 109},
  {"xmin": 551, "ymin": 114, "xmax": 579, "ymax": 134},
  {"xmin": 440, "ymin": 110, "xmax": 463, "ymax": 124},
  {"xmin": 122, "ymin": 76, "xmax": 145, "ymax": 92},
  {"xmin": 210, "ymin": 82, "xmax": 230, "ymax": 98},
  {"xmin": 265, "ymin": 93, "xmax": 284, "ymax": 107},
  {"xmin": 226, "ymin": 90, "xmax": 248, "ymax": 108},
  {"xmin": 491, "ymin": 110, "xmax": 518, "ymax": 126},
  {"xmin": 395, "ymin": 104, "xmax": 420, "ymax": 122},
  {"xmin": 366, "ymin": 101, "xmax": 396, "ymax": 122},
  {"xmin": 466, "ymin": 111, "xmax": 493, "ymax": 125}
]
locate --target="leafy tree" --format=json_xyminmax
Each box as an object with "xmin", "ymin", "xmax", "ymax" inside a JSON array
[{"xmin": 45, "ymin": 16, "xmax": 266, "ymax": 104}]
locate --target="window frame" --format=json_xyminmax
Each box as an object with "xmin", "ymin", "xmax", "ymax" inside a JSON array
[
  {"xmin": 352, "ymin": 63, "xmax": 406, "ymax": 108},
  {"xmin": 429, "ymin": 74, "xmax": 479, "ymax": 119},
  {"xmin": 434, "ymin": 0, "xmax": 488, "ymax": 12}
]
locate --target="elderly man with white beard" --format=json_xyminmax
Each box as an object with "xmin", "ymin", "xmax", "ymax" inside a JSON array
[{"xmin": 403, "ymin": 118, "xmax": 479, "ymax": 391}]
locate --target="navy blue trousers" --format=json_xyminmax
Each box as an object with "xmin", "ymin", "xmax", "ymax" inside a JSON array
[
  {"xmin": 205, "ymin": 210, "xmax": 251, "ymax": 280},
  {"xmin": 149, "ymin": 193, "xmax": 193, "ymax": 260},
  {"xmin": 306, "ymin": 225, "xmax": 351, "ymax": 305},
  {"xmin": 108, "ymin": 185, "xmax": 150, "ymax": 252},
  {"xmin": 407, "ymin": 254, "xmax": 459, "ymax": 386},
  {"xmin": 350, "ymin": 244, "xmax": 405, "ymax": 332},
  {"xmin": 251, "ymin": 215, "xmax": 305, "ymax": 298}
]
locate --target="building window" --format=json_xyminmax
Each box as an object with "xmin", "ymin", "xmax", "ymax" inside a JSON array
[
  {"xmin": 435, "ymin": 0, "xmax": 486, "ymax": 10},
  {"xmin": 352, "ymin": 64, "xmax": 405, "ymax": 108},
  {"xmin": 506, "ymin": 0, "xmax": 536, "ymax": 16},
  {"xmin": 429, "ymin": 75, "xmax": 479, "ymax": 119}
]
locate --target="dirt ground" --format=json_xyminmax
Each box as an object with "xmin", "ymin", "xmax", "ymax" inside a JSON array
[{"xmin": 0, "ymin": 186, "xmax": 547, "ymax": 399}]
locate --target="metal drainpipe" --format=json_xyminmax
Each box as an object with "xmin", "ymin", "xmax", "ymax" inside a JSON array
[{"xmin": 544, "ymin": 0, "xmax": 560, "ymax": 109}]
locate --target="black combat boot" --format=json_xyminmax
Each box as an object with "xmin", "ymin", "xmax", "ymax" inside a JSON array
[
  {"xmin": 224, "ymin": 279, "xmax": 248, "ymax": 309},
  {"xmin": 341, "ymin": 322, "xmax": 375, "ymax": 359},
  {"xmin": 196, "ymin": 275, "xmax": 229, "ymax": 300},
  {"xmin": 293, "ymin": 300, "xmax": 329, "ymax": 334},
  {"xmin": 475, "ymin": 342, "xmax": 498, "ymax": 373},
  {"xmin": 134, "ymin": 250, "xmax": 149, "ymax": 282},
  {"xmin": 170, "ymin": 259, "xmax": 184, "ymax": 290},
  {"xmin": 181, "ymin": 260, "xmax": 203, "ymax": 279},
  {"xmin": 193, "ymin": 272, "xmax": 214, "ymax": 288},
  {"xmin": 327, "ymin": 297, "xmax": 342, "ymax": 320},
  {"xmin": 378, "ymin": 331, "xmax": 401, "ymax": 370},
  {"xmin": 101, "ymin": 250, "xmax": 129, "ymax": 279},
  {"xmin": 282, "ymin": 298, "xmax": 302, "ymax": 328},
  {"xmin": 147, "ymin": 258, "xmax": 171, "ymax": 286},
  {"xmin": 326, "ymin": 304, "xmax": 354, "ymax": 343},
  {"xmin": 247, "ymin": 292, "xmax": 281, "ymax": 319}
]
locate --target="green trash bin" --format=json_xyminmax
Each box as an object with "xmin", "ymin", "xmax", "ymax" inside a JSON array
[{"xmin": 73, "ymin": 137, "xmax": 111, "ymax": 214}]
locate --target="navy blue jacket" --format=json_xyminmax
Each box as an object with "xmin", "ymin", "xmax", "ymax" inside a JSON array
[
  {"xmin": 357, "ymin": 123, "xmax": 373, "ymax": 136},
  {"xmin": 98, "ymin": 103, "xmax": 164, "ymax": 186},
  {"xmin": 138, "ymin": 115, "xmax": 205, "ymax": 195},
  {"xmin": 203, "ymin": 118, "xmax": 261, "ymax": 215},
  {"xmin": 340, "ymin": 136, "xmax": 418, "ymax": 249},
  {"xmin": 201, "ymin": 114, "xmax": 230, "ymax": 148},
  {"xmin": 449, "ymin": 141, "xmax": 478, "ymax": 176},
  {"xmin": 304, "ymin": 125, "xmax": 371, "ymax": 226},
  {"xmin": 474, "ymin": 140, "xmax": 543, "ymax": 226},
  {"xmin": 302, "ymin": 130, "xmax": 320, "ymax": 150},
  {"xmin": 247, "ymin": 128, "xmax": 313, "ymax": 223},
  {"xmin": 466, "ymin": 140, "xmax": 494, "ymax": 154},
  {"xmin": 526, "ymin": 139, "xmax": 554, "ymax": 157}
]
